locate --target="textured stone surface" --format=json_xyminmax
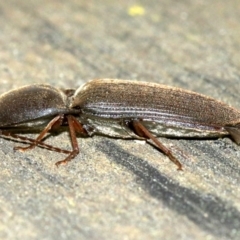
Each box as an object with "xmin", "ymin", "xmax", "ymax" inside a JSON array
[{"xmin": 0, "ymin": 1, "xmax": 240, "ymax": 239}]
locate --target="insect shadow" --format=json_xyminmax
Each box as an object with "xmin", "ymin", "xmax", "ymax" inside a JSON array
[{"xmin": 96, "ymin": 138, "xmax": 240, "ymax": 239}]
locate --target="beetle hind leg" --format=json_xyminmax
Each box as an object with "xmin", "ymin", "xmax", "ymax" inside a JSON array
[{"xmin": 131, "ymin": 120, "xmax": 183, "ymax": 170}]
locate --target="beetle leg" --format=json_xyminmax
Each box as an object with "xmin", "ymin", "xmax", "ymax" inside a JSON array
[
  {"xmin": 55, "ymin": 115, "xmax": 83, "ymax": 166},
  {"xmin": 13, "ymin": 114, "xmax": 88, "ymax": 166},
  {"xmin": 0, "ymin": 131, "xmax": 72, "ymax": 154},
  {"xmin": 131, "ymin": 120, "xmax": 183, "ymax": 170},
  {"xmin": 14, "ymin": 115, "xmax": 64, "ymax": 151},
  {"xmin": 67, "ymin": 116, "xmax": 89, "ymax": 135}
]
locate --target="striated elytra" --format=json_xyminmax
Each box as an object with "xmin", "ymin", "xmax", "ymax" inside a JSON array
[{"xmin": 0, "ymin": 79, "xmax": 240, "ymax": 170}]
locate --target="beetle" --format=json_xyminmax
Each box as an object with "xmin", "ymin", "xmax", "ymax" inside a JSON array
[{"xmin": 1, "ymin": 79, "xmax": 240, "ymax": 170}]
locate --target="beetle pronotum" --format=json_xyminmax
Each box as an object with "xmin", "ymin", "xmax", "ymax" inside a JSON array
[{"xmin": 0, "ymin": 79, "xmax": 240, "ymax": 170}]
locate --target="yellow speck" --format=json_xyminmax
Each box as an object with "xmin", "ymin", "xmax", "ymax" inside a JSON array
[
  {"xmin": 186, "ymin": 34, "xmax": 201, "ymax": 42},
  {"xmin": 128, "ymin": 5, "xmax": 145, "ymax": 16}
]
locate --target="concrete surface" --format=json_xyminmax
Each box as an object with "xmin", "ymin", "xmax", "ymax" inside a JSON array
[{"xmin": 0, "ymin": 0, "xmax": 240, "ymax": 239}]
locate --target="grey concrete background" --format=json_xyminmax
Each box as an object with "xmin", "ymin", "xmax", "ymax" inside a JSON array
[{"xmin": 0, "ymin": 0, "xmax": 240, "ymax": 239}]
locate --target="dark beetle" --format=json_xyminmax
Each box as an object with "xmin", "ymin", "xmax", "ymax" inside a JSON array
[{"xmin": 1, "ymin": 79, "xmax": 240, "ymax": 170}]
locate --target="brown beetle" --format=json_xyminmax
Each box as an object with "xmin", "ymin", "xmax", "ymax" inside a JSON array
[{"xmin": 1, "ymin": 79, "xmax": 240, "ymax": 170}]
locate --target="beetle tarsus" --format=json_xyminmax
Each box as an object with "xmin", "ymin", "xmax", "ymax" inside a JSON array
[
  {"xmin": 55, "ymin": 153, "xmax": 77, "ymax": 166},
  {"xmin": 14, "ymin": 144, "xmax": 35, "ymax": 152},
  {"xmin": 55, "ymin": 157, "xmax": 72, "ymax": 166}
]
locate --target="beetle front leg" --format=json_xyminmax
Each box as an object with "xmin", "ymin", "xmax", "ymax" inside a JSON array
[
  {"xmin": 0, "ymin": 131, "xmax": 72, "ymax": 154},
  {"xmin": 14, "ymin": 114, "xmax": 64, "ymax": 152}
]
